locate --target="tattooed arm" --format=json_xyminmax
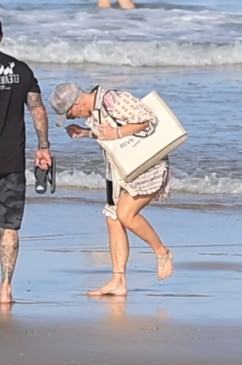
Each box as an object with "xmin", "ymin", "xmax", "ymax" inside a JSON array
[{"xmin": 27, "ymin": 92, "xmax": 52, "ymax": 169}]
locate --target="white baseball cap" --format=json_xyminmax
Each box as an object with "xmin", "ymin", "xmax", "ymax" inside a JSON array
[{"xmin": 48, "ymin": 83, "xmax": 80, "ymax": 126}]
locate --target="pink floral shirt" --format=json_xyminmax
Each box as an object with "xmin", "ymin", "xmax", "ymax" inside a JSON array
[{"xmin": 86, "ymin": 86, "xmax": 170, "ymax": 200}]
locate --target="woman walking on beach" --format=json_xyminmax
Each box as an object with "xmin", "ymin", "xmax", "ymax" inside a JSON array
[{"xmin": 48, "ymin": 83, "xmax": 174, "ymax": 296}]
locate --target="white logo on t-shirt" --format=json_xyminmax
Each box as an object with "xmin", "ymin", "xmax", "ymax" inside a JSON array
[
  {"xmin": 0, "ymin": 62, "xmax": 15, "ymax": 75},
  {"xmin": 0, "ymin": 62, "xmax": 20, "ymax": 89}
]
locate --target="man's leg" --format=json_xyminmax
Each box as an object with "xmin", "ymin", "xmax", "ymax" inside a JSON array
[
  {"xmin": 0, "ymin": 172, "xmax": 26, "ymax": 303},
  {"xmin": 88, "ymin": 216, "xmax": 129, "ymax": 296},
  {"xmin": 0, "ymin": 229, "xmax": 19, "ymax": 303},
  {"xmin": 117, "ymin": 191, "xmax": 174, "ymax": 280}
]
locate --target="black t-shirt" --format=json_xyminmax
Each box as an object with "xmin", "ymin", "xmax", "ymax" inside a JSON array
[{"xmin": 0, "ymin": 51, "xmax": 40, "ymax": 174}]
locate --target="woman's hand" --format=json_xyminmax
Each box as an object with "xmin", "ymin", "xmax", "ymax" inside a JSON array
[
  {"xmin": 98, "ymin": 125, "xmax": 118, "ymax": 140},
  {"xmin": 65, "ymin": 124, "xmax": 90, "ymax": 139}
]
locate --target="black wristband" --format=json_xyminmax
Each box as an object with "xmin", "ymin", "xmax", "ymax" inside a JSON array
[{"xmin": 39, "ymin": 141, "xmax": 50, "ymax": 149}]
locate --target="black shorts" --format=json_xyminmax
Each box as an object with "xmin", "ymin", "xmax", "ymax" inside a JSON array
[
  {"xmin": 0, "ymin": 172, "xmax": 26, "ymax": 230},
  {"xmin": 106, "ymin": 179, "xmax": 114, "ymax": 205}
]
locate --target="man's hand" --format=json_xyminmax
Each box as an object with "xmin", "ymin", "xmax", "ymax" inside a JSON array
[
  {"xmin": 65, "ymin": 124, "xmax": 90, "ymax": 138},
  {"xmin": 35, "ymin": 149, "xmax": 52, "ymax": 170}
]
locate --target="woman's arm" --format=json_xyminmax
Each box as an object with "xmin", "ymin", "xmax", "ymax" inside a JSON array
[
  {"xmin": 98, "ymin": 90, "xmax": 156, "ymax": 140},
  {"xmin": 98, "ymin": 121, "xmax": 149, "ymax": 140}
]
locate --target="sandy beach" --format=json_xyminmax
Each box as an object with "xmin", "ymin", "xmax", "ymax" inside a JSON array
[
  {"xmin": 1, "ymin": 192, "xmax": 242, "ymax": 365},
  {"xmin": 1, "ymin": 0, "xmax": 242, "ymax": 364},
  {"xmin": 1, "ymin": 315, "xmax": 242, "ymax": 365}
]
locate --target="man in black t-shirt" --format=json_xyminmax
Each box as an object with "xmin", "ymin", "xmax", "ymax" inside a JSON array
[{"xmin": 0, "ymin": 20, "xmax": 52, "ymax": 305}]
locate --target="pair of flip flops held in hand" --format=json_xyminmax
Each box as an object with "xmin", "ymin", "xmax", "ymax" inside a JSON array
[{"xmin": 34, "ymin": 156, "xmax": 56, "ymax": 194}]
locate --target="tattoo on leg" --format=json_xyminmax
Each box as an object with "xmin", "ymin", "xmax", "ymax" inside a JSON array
[{"xmin": 0, "ymin": 229, "xmax": 19, "ymax": 284}]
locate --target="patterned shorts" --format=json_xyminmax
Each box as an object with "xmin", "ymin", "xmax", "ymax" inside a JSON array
[{"xmin": 0, "ymin": 172, "xmax": 26, "ymax": 230}]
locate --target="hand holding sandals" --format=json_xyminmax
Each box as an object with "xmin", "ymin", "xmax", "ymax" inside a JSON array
[
  {"xmin": 34, "ymin": 156, "xmax": 56, "ymax": 195},
  {"xmin": 35, "ymin": 149, "xmax": 52, "ymax": 170}
]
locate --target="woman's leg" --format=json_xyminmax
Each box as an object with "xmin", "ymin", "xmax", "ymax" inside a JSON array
[
  {"xmin": 87, "ymin": 216, "xmax": 129, "ymax": 296},
  {"xmin": 97, "ymin": 0, "xmax": 111, "ymax": 8},
  {"xmin": 118, "ymin": 0, "xmax": 135, "ymax": 9},
  {"xmin": 116, "ymin": 191, "xmax": 174, "ymax": 280}
]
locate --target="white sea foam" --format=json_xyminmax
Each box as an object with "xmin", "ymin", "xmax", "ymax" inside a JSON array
[
  {"xmin": 26, "ymin": 169, "xmax": 105, "ymax": 189},
  {"xmin": 2, "ymin": 39, "xmax": 242, "ymax": 67},
  {"xmin": 25, "ymin": 169, "xmax": 242, "ymax": 195},
  {"xmin": 1, "ymin": 3, "xmax": 242, "ymax": 67}
]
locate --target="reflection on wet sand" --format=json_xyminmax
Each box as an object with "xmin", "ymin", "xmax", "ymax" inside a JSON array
[
  {"xmin": 0, "ymin": 302, "xmax": 13, "ymax": 322},
  {"xmin": 87, "ymin": 295, "xmax": 170, "ymax": 324},
  {"xmin": 89, "ymin": 295, "xmax": 127, "ymax": 320}
]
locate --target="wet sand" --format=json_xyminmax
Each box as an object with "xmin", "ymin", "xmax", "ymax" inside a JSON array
[
  {"xmin": 1, "ymin": 313, "xmax": 242, "ymax": 365},
  {"xmin": 1, "ymin": 197, "xmax": 242, "ymax": 364}
]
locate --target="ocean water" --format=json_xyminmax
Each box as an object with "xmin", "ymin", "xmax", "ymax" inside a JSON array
[{"xmin": 1, "ymin": 0, "xmax": 242, "ymax": 210}]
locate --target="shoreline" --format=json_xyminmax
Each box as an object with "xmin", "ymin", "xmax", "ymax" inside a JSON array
[{"xmin": 26, "ymin": 186, "xmax": 242, "ymax": 212}]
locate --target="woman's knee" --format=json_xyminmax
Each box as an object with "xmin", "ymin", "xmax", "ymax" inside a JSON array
[
  {"xmin": 116, "ymin": 208, "xmax": 132, "ymax": 228},
  {"xmin": 106, "ymin": 216, "xmax": 117, "ymax": 228},
  {"xmin": 106, "ymin": 216, "xmax": 127, "ymax": 236}
]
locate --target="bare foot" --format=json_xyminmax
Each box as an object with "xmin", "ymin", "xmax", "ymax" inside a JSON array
[
  {"xmin": 0, "ymin": 283, "xmax": 14, "ymax": 304},
  {"xmin": 87, "ymin": 273, "xmax": 127, "ymax": 296},
  {"xmin": 156, "ymin": 250, "xmax": 174, "ymax": 280}
]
